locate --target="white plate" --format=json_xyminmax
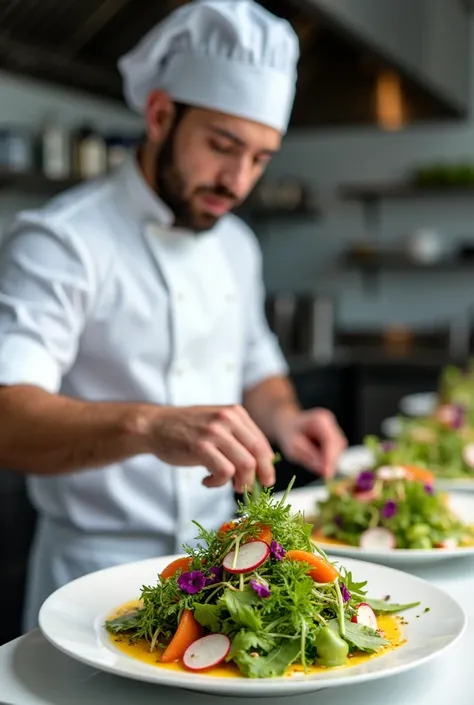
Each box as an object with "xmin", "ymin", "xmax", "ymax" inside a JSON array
[
  {"xmin": 276, "ymin": 485, "xmax": 474, "ymax": 566},
  {"xmin": 381, "ymin": 416, "xmax": 403, "ymax": 438},
  {"xmin": 337, "ymin": 445, "xmax": 376, "ymax": 476},
  {"xmin": 39, "ymin": 554, "xmax": 465, "ymax": 698},
  {"xmin": 337, "ymin": 445, "xmax": 474, "ymax": 492},
  {"xmin": 399, "ymin": 392, "xmax": 438, "ymax": 417}
]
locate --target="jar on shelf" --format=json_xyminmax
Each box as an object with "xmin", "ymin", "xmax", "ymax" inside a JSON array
[
  {"xmin": 0, "ymin": 128, "xmax": 33, "ymax": 172},
  {"xmin": 72, "ymin": 126, "xmax": 107, "ymax": 179},
  {"xmin": 40, "ymin": 115, "xmax": 70, "ymax": 180}
]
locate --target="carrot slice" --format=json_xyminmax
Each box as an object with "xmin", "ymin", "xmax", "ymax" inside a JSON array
[
  {"xmin": 286, "ymin": 549, "xmax": 339, "ymax": 583},
  {"xmin": 403, "ymin": 465, "xmax": 435, "ymax": 486},
  {"xmin": 254, "ymin": 524, "xmax": 272, "ymax": 546},
  {"xmin": 218, "ymin": 520, "xmax": 272, "ymax": 545},
  {"xmin": 160, "ymin": 609, "xmax": 203, "ymax": 663},
  {"xmin": 218, "ymin": 520, "xmax": 239, "ymax": 535},
  {"xmin": 160, "ymin": 556, "xmax": 193, "ymax": 581}
]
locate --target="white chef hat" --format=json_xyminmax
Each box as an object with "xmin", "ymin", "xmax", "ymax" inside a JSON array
[{"xmin": 118, "ymin": 0, "xmax": 300, "ymax": 134}]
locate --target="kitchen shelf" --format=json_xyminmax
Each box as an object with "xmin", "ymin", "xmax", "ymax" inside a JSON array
[
  {"xmin": 248, "ymin": 206, "xmax": 320, "ymax": 220},
  {"xmin": 337, "ymin": 178, "xmax": 474, "ymax": 294},
  {"xmin": 342, "ymin": 250, "xmax": 474, "ymax": 272},
  {"xmin": 339, "ymin": 181, "xmax": 474, "ymax": 202},
  {"xmin": 0, "ymin": 169, "xmax": 81, "ymax": 194}
]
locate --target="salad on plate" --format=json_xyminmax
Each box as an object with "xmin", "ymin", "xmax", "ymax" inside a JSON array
[
  {"xmin": 105, "ymin": 479, "xmax": 419, "ymax": 679},
  {"xmin": 315, "ymin": 463, "xmax": 474, "ymax": 551},
  {"xmin": 368, "ymin": 417, "xmax": 474, "ymax": 481}
]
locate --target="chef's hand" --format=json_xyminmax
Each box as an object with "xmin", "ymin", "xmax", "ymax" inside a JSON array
[
  {"xmin": 276, "ymin": 408, "xmax": 347, "ymax": 479},
  {"xmin": 151, "ymin": 404, "xmax": 276, "ymax": 493}
]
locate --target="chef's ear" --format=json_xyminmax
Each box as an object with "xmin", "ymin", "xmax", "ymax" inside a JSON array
[{"xmin": 145, "ymin": 90, "xmax": 175, "ymax": 144}]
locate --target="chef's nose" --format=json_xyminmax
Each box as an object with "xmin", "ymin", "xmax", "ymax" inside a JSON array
[{"xmin": 220, "ymin": 157, "xmax": 254, "ymax": 200}]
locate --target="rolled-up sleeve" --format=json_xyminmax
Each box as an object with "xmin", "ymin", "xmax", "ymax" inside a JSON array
[
  {"xmin": 0, "ymin": 218, "xmax": 95, "ymax": 393},
  {"xmin": 242, "ymin": 239, "xmax": 288, "ymax": 391}
]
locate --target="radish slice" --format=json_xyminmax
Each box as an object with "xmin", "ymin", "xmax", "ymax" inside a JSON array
[
  {"xmin": 351, "ymin": 603, "xmax": 378, "ymax": 630},
  {"xmin": 183, "ymin": 634, "xmax": 231, "ymax": 671},
  {"xmin": 436, "ymin": 404, "xmax": 456, "ymax": 425},
  {"xmin": 360, "ymin": 527, "xmax": 396, "ymax": 551},
  {"xmin": 463, "ymin": 443, "xmax": 474, "ymax": 468},
  {"xmin": 223, "ymin": 540, "xmax": 270, "ymax": 574},
  {"xmin": 376, "ymin": 465, "xmax": 407, "ymax": 481},
  {"xmin": 354, "ymin": 489, "xmax": 378, "ymax": 503},
  {"xmin": 435, "ymin": 538, "xmax": 457, "ymax": 549}
]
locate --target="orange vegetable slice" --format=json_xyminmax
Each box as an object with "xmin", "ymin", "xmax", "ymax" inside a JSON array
[
  {"xmin": 286, "ymin": 549, "xmax": 339, "ymax": 583},
  {"xmin": 254, "ymin": 524, "xmax": 272, "ymax": 545},
  {"xmin": 403, "ymin": 465, "xmax": 435, "ymax": 486},
  {"xmin": 218, "ymin": 520, "xmax": 239, "ymax": 535},
  {"xmin": 160, "ymin": 609, "xmax": 203, "ymax": 663},
  {"xmin": 218, "ymin": 521, "xmax": 272, "ymax": 545},
  {"xmin": 160, "ymin": 556, "xmax": 193, "ymax": 581}
]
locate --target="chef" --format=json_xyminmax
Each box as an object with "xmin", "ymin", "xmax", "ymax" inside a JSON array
[{"xmin": 0, "ymin": 0, "xmax": 346, "ymax": 632}]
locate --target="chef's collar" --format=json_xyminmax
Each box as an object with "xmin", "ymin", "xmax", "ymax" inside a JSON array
[{"xmin": 119, "ymin": 151, "xmax": 205, "ymax": 239}]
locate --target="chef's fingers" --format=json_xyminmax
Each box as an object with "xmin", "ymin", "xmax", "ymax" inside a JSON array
[
  {"xmin": 214, "ymin": 406, "xmax": 275, "ymax": 488},
  {"xmin": 290, "ymin": 434, "xmax": 323, "ymax": 474},
  {"xmin": 207, "ymin": 428, "xmax": 260, "ymax": 493},
  {"xmin": 198, "ymin": 441, "xmax": 236, "ymax": 487},
  {"xmin": 309, "ymin": 413, "xmax": 347, "ymax": 478},
  {"xmin": 202, "ymin": 422, "xmax": 260, "ymax": 492},
  {"xmin": 222, "ymin": 406, "xmax": 275, "ymax": 458}
]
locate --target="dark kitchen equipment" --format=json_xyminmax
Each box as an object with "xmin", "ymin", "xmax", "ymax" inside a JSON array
[{"xmin": 266, "ymin": 293, "xmax": 336, "ymax": 361}]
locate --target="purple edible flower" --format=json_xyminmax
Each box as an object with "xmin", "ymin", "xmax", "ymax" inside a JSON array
[
  {"xmin": 340, "ymin": 583, "xmax": 351, "ymax": 603},
  {"xmin": 270, "ymin": 540, "xmax": 286, "ymax": 561},
  {"xmin": 381, "ymin": 441, "xmax": 395, "ymax": 453},
  {"xmin": 205, "ymin": 566, "xmax": 222, "ymax": 586},
  {"xmin": 381, "ymin": 499, "xmax": 398, "ymax": 519},
  {"xmin": 177, "ymin": 570, "xmax": 206, "ymax": 595},
  {"xmin": 452, "ymin": 404, "xmax": 465, "ymax": 430},
  {"xmin": 355, "ymin": 471, "xmax": 375, "ymax": 493},
  {"xmin": 250, "ymin": 579, "xmax": 271, "ymax": 598},
  {"xmin": 424, "ymin": 484, "xmax": 434, "ymax": 495}
]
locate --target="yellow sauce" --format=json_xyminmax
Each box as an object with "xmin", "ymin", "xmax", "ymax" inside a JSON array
[
  {"xmin": 107, "ymin": 601, "xmax": 404, "ymax": 678},
  {"xmin": 311, "ymin": 529, "xmax": 348, "ymax": 547}
]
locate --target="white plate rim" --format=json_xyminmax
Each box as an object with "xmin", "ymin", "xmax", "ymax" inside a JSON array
[{"xmin": 39, "ymin": 554, "xmax": 466, "ymax": 696}]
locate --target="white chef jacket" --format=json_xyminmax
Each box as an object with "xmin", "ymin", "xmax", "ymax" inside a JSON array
[{"xmin": 0, "ymin": 155, "xmax": 288, "ymax": 628}]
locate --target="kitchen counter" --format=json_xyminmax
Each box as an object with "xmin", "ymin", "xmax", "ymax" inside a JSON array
[{"xmin": 1, "ymin": 555, "xmax": 473, "ymax": 705}]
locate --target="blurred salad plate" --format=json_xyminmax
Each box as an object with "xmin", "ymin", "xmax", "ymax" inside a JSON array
[
  {"xmin": 339, "ymin": 405, "xmax": 474, "ymax": 491},
  {"xmin": 277, "ymin": 473, "xmax": 474, "ymax": 566}
]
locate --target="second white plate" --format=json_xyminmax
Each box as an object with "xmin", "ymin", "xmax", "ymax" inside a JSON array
[
  {"xmin": 275, "ymin": 484, "xmax": 474, "ymax": 566},
  {"xmin": 399, "ymin": 392, "xmax": 438, "ymax": 417}
]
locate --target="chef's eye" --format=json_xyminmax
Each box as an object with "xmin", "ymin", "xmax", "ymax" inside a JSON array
[
  {"xmin": 254, "ymin": 154, "xmax": 271, "ymax": 167},
  {"xmin": 209, "ymin": 139, "xmax": 233, "ymax": 154}
]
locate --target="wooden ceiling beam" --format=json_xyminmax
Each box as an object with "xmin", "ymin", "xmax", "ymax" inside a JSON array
[
  {"xmin": 0, "ymin": 32, "xmax": 121, "ymax": 94},
  {"xmin": 59, "ymin": 0, "xmax": 135, "ymax": 57}
]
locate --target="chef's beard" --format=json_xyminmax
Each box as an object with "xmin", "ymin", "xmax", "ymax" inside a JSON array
[{"xmin": 154, "ymin": 107, "xmax": 238, "ymax": 233}]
